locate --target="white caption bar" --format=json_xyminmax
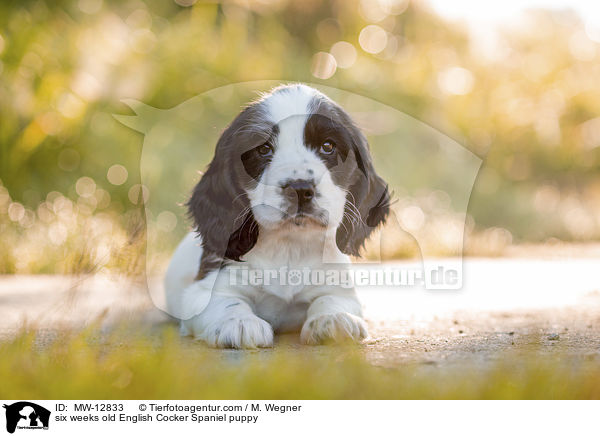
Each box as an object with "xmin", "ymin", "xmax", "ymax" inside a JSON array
[{"xmin": 1, "ymin": 400, "xmax": 596, "ymax": 435}]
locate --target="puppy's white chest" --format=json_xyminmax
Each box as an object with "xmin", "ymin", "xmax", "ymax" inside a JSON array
[
  {"xmin": 242, "ymin": 228, "xmax": 343, "ymax": 302},
  {"xmin": 246, "ymin": 254, "xmax": 322, "ymax": 302}
]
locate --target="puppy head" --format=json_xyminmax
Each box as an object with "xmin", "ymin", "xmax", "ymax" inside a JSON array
[{"xmin": 188, "ymin": 84, "xmax": 390, "ymax": 265}]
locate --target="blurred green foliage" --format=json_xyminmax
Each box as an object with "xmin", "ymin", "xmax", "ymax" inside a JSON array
[{"xmin": 1, "ymin": 0, "xmax": 600, "ymax": 273}]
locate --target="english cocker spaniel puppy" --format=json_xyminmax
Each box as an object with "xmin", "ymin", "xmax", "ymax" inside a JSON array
[{"xmin": 165, "ymin": 84, "xmax": 389, "ymax": 348}]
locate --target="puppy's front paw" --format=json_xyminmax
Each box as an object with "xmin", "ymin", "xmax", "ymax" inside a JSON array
[
  {"xmin": 203, "ymin": 315, "xmax": 274, "ymax": 349},
  {"xmin": 300, "ymin": 312, "xmax": 368, "ymax": 345}
]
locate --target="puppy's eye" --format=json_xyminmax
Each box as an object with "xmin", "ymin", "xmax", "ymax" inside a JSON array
[
  {"xmin": 320, "ymin": 140, "xmax": 336, "ymax": 155},
  {"xmin": 256, "ymin": 143, "xmax": 273, "ymax": 157}
]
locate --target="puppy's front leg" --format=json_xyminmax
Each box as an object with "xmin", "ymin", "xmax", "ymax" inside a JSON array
[
  {"xmin": 300, "ymin": 293, "xmax": 368, "ymax": 344},
  {"xmin": 187, "ymin": 296, "xmax": 274, "ymax": 349}
]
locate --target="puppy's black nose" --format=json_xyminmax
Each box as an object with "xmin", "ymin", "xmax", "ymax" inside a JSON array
[{"xmin": 282, "ymin": 179, "xmax": 315, "ymax": 208}]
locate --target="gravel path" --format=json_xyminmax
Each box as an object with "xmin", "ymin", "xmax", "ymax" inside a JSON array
[{"xmin": 1, "ymin": 259, "xmax": 599, "ymax": 367}]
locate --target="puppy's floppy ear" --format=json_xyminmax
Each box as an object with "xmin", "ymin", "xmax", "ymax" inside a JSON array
[
  {"xmin": 335, "ymin": 111, "xmax": 390, "ymax": 256},
  {"xmin": 187, "ymin": 107, "xmax": 260, "ymax": 263}
]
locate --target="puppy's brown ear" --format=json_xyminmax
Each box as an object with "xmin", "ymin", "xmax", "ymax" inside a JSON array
[
  {"xmin": 188, "ymin": 167, "xmax": 258, "ymax": 263},
  {"xmin": 187, "ymin": 107, "xmax": 261, "ymax": 264},
  {"xmin": 335, "ymin": 115, "xmax": 390, "ymax": 256}
]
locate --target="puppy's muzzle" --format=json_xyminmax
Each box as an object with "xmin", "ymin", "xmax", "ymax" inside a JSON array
[{"xmin": 281, "ymin": 179, "xmax": 315, "ymax": 213}]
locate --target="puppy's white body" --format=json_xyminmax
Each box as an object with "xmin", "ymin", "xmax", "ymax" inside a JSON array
[
  {"xmin": 165, "ymin": 84, "xmax": 388, "ymax": 348},
  {"xmin": 165, "ymin": 229, "xmax": 364, "ymax": 348}
]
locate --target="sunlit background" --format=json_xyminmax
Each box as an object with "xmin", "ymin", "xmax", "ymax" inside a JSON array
[{"xmin": 1, "ymin": 0, "xmax": 600, "ymax": 275}]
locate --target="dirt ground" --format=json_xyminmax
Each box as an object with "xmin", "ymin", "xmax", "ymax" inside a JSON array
[{"xmin": 1, "ymin": 258, "xmax": 599, "ymax": 368}]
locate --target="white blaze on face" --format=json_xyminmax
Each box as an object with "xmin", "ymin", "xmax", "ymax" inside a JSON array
[{"xmin": 247, "ymin": 85, "xmax": 347, "ymax": 230}]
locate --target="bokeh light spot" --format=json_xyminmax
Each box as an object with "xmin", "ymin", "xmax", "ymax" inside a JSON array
[
  {"xmin": 36, "ymin": 112, "xmax": 63, "ymax": 135},
  {"xmin": 128, "ymin": 184, "xmax": 149, "ymax": 205},
  {"xmin": 157, "ymin": 210, "xmax": 177, "ymax": 232},
  {"xmin": 107, "ymin": 164, "xmax": 128, "ymax": 185},
  {"xmin": 94, "ymin": 188, "xmax": 111, "ymax": 209},
  {"xmin": 569, "ymin": 31, "xmax": 596, "ymax": 61},
  {"xmin": 330, "ymin": 41, "xmax": 357, "ymax": 69},
  {"xmin": 382, "ymin": 0, "xmax": 409, "ymax": 15},
  {"xmin": 58, "ymin": 149, "xmax": 80, "ymax": 172},
  {"xmin": 57, "ymin": 93, "xmax": 85, "ymax": 119},
  {"xmin": 36, "ymin": 203, "xmax": 54, "ymax": 224},
  {"xmin": 8, "ymin": 202, "xmax": 25, "ymax": 222},
  {"xmin": 437, "ymin": 67, "xmax": 475, "ymax": 95},
  {"xmin": 311, "ymin": 52, "xmax": 337, "ymax": 79},
  {"xmin": 316, "ymin": 19, "xmax": 341, "ymax": 44},
  {"xmin": 126, "ymin": 9, "xmax": 153, "ymax": 29},
  {"xmin": 359, "ymin": 25, "xmax": 388, "ymax": 54},
  {"xmin": 76, "ymin": 177, "xmax": 96, "ymax": 198},
  {"xmin": 72, "ymin": 71, "xmax": 103, "ymax": 101},
  {"xmin": 359, "ymin": 0, "xmax": 388, "ymax": 22},
  {"xmin": 400, "ymin": 205, "xmax": 425, "ymax": 232}
]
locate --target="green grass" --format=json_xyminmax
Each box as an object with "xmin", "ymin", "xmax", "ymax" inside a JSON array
[{"xmin": 2, "ymin": 326, "xmax": 600, "ymax": 399}]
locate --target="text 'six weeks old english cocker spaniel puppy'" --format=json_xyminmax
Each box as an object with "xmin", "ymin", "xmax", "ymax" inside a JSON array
[{"xmin": 165, "ymin": 84, "xmax": 390, "ymax": 349}]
